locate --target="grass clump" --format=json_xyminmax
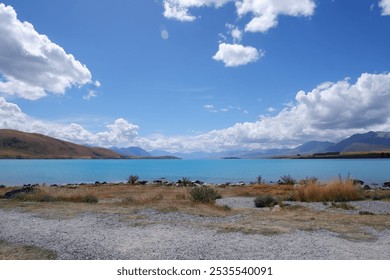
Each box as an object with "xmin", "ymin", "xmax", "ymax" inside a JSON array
[
  {"xmin": 293, "ymin": 179, "xmax": 359, "ymax": 202},
  {"xmin": 254, "ymin": 195, "xmax": 278, "ymax": 208},
  {"xmin": 190, "ymin": 186, "xmax": 221, "ymax": 203},
  {"xmin": 279, "ymin": 175, "xmax": 296, "ymax": 185}
]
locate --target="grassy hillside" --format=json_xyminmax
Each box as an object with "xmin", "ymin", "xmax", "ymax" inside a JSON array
[{"xmin": 0, "ymin": 129, "xmax": 123, "ymax": 159}]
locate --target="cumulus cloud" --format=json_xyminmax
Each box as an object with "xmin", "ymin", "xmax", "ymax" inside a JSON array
[
  {"xmin": 226, "ymin": 24, "xmax": 243, "ymax": 43},
  {"xmin": 379, "ymin": 0, "xmax": 390, "ymax": 15},
  {"xmin": 2, "ymin": 72, "xmax": 390, "ymax": 152},
  {"xmin": 163, "ymin": 0, "xmax": 230, "ymax": 21},
  {"xmin": 0, "ymin": 97, "xmax": 139, "ymax": 147},
  {"xmin": 0, "ymin": 3, "xmax": 93, "ymax": 100},
  {"xmin": 162, "ymin": 0, "xmax": 316, "ymax": 66},
  {"xmin": 212, "ymin": 43, "xmax": 263, "ymax": 67},
  {"xmin": 136, "ymin": 72, "xmax": 390, "ymax": 152},
  {"xmin": 196, "ymin": 72, "xmax": 390, "ymax": 149},
  {"xmin": 236, "ymin": 0, "xmax": 316, "ymax": 32}
]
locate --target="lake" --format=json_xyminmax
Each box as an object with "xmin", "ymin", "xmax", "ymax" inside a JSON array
[{"xmin": 1, "ymin": 159, "xmax": 389, "ymax": 187}]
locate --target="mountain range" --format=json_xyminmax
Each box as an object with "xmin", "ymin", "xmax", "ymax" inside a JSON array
[
  {"xmin": 1, "ymin": 129, "xmax": 390, "ymax": 159},
  {"xmin": 144, "ymin": 131, "xmax": 390, "ymax": 159}
]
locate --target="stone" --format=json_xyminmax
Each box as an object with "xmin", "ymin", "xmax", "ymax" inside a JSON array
[{"xmin": 383, "ymin": 182, "xmax": 390, "ymax": 188}]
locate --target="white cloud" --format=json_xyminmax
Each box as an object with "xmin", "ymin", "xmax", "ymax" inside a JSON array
[
  {"xmin": 267, "ymin": 107, "xmax": 276, "ymax": 112},
  {"xmin": 0, "ymin": 3, "xmax": 93, "ymax": 100},
  {"xmin": 0, "ymin": 97, "xmax": 139, "ymax": 147},
  {"xmin": 83, "ymin": 90, "xmax": 97, "ymax": 100},
  {"xmin": 379, "ymin": 0, "xmax": 390, "ymax": 15},
  {"xmin": 203, "ymin": 104, "xmax": 218, "ymax": 112},
  {"xmin": 236, "ymin": 0, "xmax": 316, "ymax": 33},
  {"xmin": 163, "ymin": 1, "xmax": 316, "ymax": 66},
  {"xmin": 226, "ymin": 24, "xmax": 243, "ymax": 43},
  {"xmin": 212, "ymin": 43, "xmax": 263, "ymax": 67},
  {"xmin": 196, "ymin": 72, "xmax": 390, "ymax": 149},
  {"xmin": 2, "ymin": 72, "xmax": 390, "ymax": 152},
  {"xmin": 163, "ymin": 0, "xmax": 231, "ymax": 21},
  {"xmin": 136, "ymin": 72, "xmax": 390, "ymax": 152},
  {"xmin": 94, "ymin": 80, "xmax": 101, "ymax": 88}
]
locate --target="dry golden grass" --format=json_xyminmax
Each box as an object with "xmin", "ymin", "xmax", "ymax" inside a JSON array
[
  {"xmin": 293, "ymin": 180, "xmax": 360, "ymax": 202},
  {"xmin": 218, "ymin": 184, "xmax": 295, "ymax": 198},
  {"xmin": 0, "ymin": 240, "xmax": 57, "ymax": 260},
  {"xmin": 1, "ymin": 182, "xmax": 390, "ymax": 259},
  {"xmin": 0, "ymin": 184, "xmax": 234, "ymax": 218}
]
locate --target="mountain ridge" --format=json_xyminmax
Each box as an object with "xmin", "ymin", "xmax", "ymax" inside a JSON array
[{"xmin": 0, "ymin": 129, "xmax": 124, "ymax": 159}]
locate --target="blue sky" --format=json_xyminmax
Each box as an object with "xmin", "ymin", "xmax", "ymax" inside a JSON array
[{"xmin": 1, "ymin": 0, "xmax": 390, "ymax": 152}]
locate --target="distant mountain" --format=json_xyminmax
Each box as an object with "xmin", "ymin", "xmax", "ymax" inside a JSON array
[
  {"xmin": 325, "ymin": 131, "xmax": 390, "ymax": 152},
  {"xmin": 0, "ymin": 129, "xmax": 123, "ymax": 159},
  {"xmin": 149, "ymin": 132, "xmax": 390, "ymax": 159},
  {"xmin": 149, "ymin": 150, "xmax": 222, "ymax": 159},
  {"xmin": 291, "ymin": 141, "xmax": 335, "ymax": 155},
  {"xmin": 111, "ymin": 146, "xmax": 150, "ymax": 157}
]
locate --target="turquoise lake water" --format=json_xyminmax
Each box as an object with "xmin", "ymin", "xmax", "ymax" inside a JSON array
[{"xmin": 1, "ymin": 159, "xmax": 389, "ymax": 186}]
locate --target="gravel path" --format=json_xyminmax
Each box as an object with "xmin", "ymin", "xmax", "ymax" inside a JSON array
[{"xmin": 1, "ymin": 206, "xmax": 389, "ymax": 260}]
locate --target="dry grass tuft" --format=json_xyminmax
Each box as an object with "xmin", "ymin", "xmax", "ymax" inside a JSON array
[
  {"xmin": 293, "ymin": 180, "xmax": 360, "ymax": 202},
  {"xmin": 0, "ymin": 240, "xmax": 57, "ymax": 260}
]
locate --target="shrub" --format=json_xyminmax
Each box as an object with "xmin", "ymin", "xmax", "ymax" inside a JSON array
[
  {"xmin": 179, "ymin": 177, "xmax": 193, "ymax": 187},
  {"xmin": 279, "ymin": 175, "xmax": 296, "ymax": 185},
  {"xmin": 190, "ymin": 186, "xmax": 221, "ymax": 203},
  {"xmin": 254, "ymin": 195, "xmax": 277, "ymax": 208},
  {"xmin": 127, "ymin": 175, "xmax": 139, "ymax": 185}
]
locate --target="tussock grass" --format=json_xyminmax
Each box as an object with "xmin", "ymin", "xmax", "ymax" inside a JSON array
[{"xmin": 293, "ymin": 180, "xmax": 360, "ymax": 202}]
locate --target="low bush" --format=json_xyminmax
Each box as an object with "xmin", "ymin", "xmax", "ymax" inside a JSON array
[
  {"xmin": 254, "ymin": 195, "xmax": 277, "ymax": 208},
  {"xmin": 127, "ymin": 175, "xmax": 139, "ymax": 185},
  {"xmin": 178, "ymin": 177, "xmax": 193, "ymax": 187},
  {"xmin": 279, "ymin": 175, "xmax": 296, "ymax": 185},
  {"xmin": 190, "ymin": 186, "xmax": 221, "ymax": 203}
]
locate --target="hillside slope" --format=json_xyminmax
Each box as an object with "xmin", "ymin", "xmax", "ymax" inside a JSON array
[
  {"xmin": 326, "ymin": 131, "xmax": 390, "ymax": 152},
  {"xmin": 0, "ymin": 129, "xmax": 123, "ymax": 159}
]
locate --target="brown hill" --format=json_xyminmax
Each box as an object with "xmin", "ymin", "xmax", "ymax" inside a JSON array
[{"xmin": 0, "ymin": 129, "xmax": 124, "ymax": 159}]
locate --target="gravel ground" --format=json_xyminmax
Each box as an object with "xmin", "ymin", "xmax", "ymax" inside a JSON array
[
  {"xmin": 216, "ymin": 197, "xmax": 390, "ymax": 214},
  {"xmin": 1, "ymin": 202, "xmax": 389, "ymax": 260}
]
